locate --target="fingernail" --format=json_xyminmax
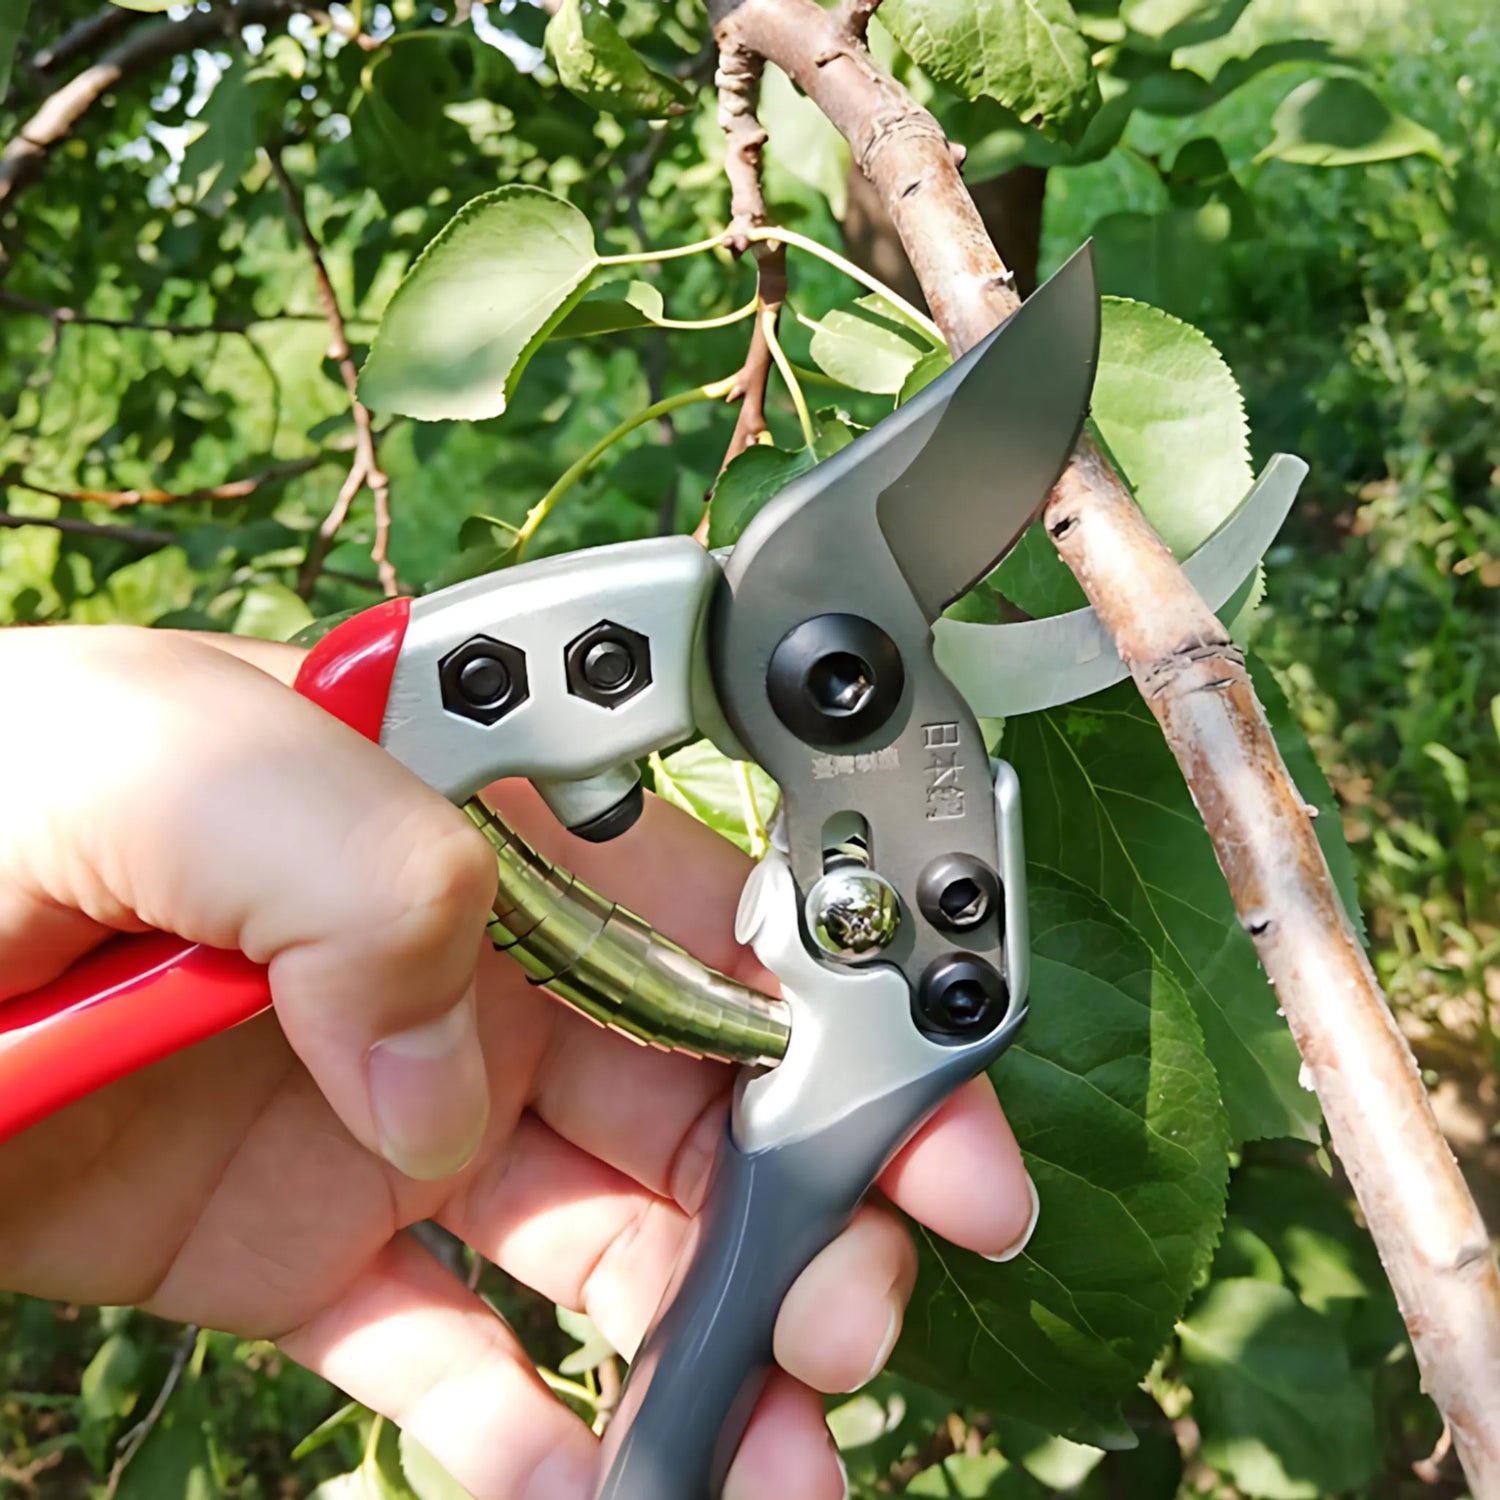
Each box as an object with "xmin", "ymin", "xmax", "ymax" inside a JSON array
[
  {"xmin": 849, "ymin": 1294, "xmax": 903, "ymax": 1393},
  {"xmin": 368, "ymin": 983, "xmax": 488, "ymax": 1180},
  {"xmin": 521, "ymin": 1445, "xmax": 595, "ymax": 1500},
  {"xmin": 983, "ymin": 1175, "xmax": 1040, "ymax": 1263}
]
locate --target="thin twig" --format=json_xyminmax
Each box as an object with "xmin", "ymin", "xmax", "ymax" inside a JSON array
[
  {"xmin": 106, "ymin": 1325, "xmax": 198, "ymax": 1497},
  {"xmin": 3, "ymin": 456, "xmax": 324, "ymax": 510},
  {"xmin": 0, "ymin": 0, "xmax": 316, "ymax": 210},
  {"xmin": 709, "ymin": 0, "xmax": 1500, "ymax": 1487},
  {"xmin": 269, "ymin": 149, "xmax": 398, "ymax": 598},
  {"xmin": 842, "ymin": 0, "xmax": 884, "ymax": 41},
  {"xmin": 0, "ymin": 290, "xmax": 344, "ymax": 337},
  {"xmin": 695, "ymin": 24, "xmax": 789, "ymax": 546},
  {"xmin": 31, "ymin": 5, "xmax": 139, "ymax": 74},
  {"xmin": 0, "ymin": 512, "xmax": 173, "ymax": 547}
]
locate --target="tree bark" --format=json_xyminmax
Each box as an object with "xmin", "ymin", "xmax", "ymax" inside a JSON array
[{"xmin": 708, "ymin": 0, "xmax": 1500, "ymax": 1486}]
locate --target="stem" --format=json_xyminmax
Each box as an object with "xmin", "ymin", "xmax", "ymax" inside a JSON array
[
  {"xmin": 761, "ymin": 306, "xmax": 815, "ymax": 450},
  {"xmin": 539, "ymin": 1369, "xmax": 600, "ymax": 1411},
  {"xmin": 514, "ymin": 379, "xmax": 735, "ymax": 558},
  {"xmin": 597, "ymin": 232, "xmax": 730, "ymax": 266},
  {"xmin": 654, "ymin": 298, "xmax": 759, "ymax": 330},
  {"xmin": 745, "ymin": 224, "xmax": 943, "ymax": 344}
]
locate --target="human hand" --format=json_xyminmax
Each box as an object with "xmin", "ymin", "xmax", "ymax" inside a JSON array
[{"xmin": 0, "ymin": 624, "xmax": 1037, "ymax": 1499}]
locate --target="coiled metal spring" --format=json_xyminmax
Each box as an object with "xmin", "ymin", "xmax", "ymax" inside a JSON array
[{"xmin": 466, "ymin": 798, "xmax": 790, "ymax": 1067}]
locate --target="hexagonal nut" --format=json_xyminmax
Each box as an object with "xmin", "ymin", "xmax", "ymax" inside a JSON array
[
  {"xmin": 439, "ymin": 635, "xmax": 529, "ymax": 726},
  {"xmin": 565, "ymin": 620, "xmax": 652, "ymax": 710}
]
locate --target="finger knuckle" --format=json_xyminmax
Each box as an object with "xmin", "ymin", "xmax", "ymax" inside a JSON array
[{"xmin": 377, "ymin": 808, "xmax": 497, "ymax": 959}]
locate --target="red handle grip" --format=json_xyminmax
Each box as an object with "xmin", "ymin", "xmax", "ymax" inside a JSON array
[{"xmin": 0, "ymin": 599, "xmax": 412, "ymax": 1145}]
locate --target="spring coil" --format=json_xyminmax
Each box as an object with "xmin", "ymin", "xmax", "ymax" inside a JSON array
[{"xmin": 465, "ymin": 798, "xmax": 790, "ymax": 1067}]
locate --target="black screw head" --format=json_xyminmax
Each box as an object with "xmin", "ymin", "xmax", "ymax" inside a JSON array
[
  {"xmin": 914, "ymin": 953, "xmax": 1008, "ymax": 1040},
  {"xmin": 917, "ymin": 853, "xmax": 1001, "ymax": 934},
  {"xmin": 565, "ymin": 620, "xmax": 652, "ymax": 709},
  {"xmin": 439, "ymin": 635, "xmax": 529, "ymax": 726},
  {"xmin": 766, "ymin": 613, "xmax": 905, "ymax": 749}
]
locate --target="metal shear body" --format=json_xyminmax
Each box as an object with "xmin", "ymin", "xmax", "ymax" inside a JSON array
[{"xmin": 0, "ymin": 241, "xmax": 1308, "ymax": 1500}]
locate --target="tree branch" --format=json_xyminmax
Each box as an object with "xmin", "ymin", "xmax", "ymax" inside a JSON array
[
  {"xmin": 0, "ymin": 0, "xmax": 314, "ymax": 213},
  {"xmin": 708, "ymin": 0, "xmax": 1500, "ymax": 1485},
  {"xmin": 30, "ymin": 6, "xmax": 140, "ymax": 75},
  {"xmin": 268, "ymin": 149, "xmax": 398, "ymax": 599},
  {"xmin": 3, "ymin": 456, "xmax": 325, "ymax": 511},
  {"xmin": 0, "ymin": 290, "xmax": 337, "ymax": 337}
]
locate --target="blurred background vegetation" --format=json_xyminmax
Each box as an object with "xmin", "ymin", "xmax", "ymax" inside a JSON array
[{"xmin": 0, "ymin": 0, "xmax": 1495, "ymax": 1494}]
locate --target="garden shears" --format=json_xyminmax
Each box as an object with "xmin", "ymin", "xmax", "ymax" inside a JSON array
[{"xmin": 0, "ymin": 242, "xmax": 1306, "ymax": 1500}]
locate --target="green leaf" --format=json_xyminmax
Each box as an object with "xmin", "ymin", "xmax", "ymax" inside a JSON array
[
  {"xmin": 812, "ymin": 406, "xmax": 864, "ymax": 459},
  {"xmin": 233, "ymin": 582, "xmax": 315, "ymax": 642},
  {"xmin": 1257, "ymin": 76, "xmax": 1446, "ymax": 167},
  {"xmin": 899, "ymin": 346, "xmax": 952, "ymax": 403},
  {"xmin": 556, "ymin": 1306, "xmax": 616, "ymax": 1376},
  {"xmin": 650, "ymin": 739, "xmax": 777, "ymax": 855},
  {"xmin": 292, "ymin": 1401, "xmax": 366, "ymax": 1461},
  {"xmin": 808, "ymin": 298, "xmax": 929, "ymax": 394},
  {"xmin": 1002, "ymin": 658, "xmax": 1332, "ymax": 1144},
  {"xmin": 991, "ymin": 297, "xmax": 1251, "ymax": 619},
  {"xmin": 882, "ymin": 0, "xmax": 1100, "ymax": 138},
  {"xmin": 359, "ymin": 186, "xmax": 599, "ymax": 421},
  {"xmin": 110, "ymin": 0, "xmax": 176, "ymax": 10},
  {"xmin": 1178, "ymin": 1280, "xmax": 1380, "ymax": 1498},
  {"xmin": 897, "ymin": 870, "xmax": 1230, "ymax": 1447},
  {"xmin": 400, "ymin": 1431, "xmax": 474, "ymax": 1500},
  {"xmin": 762, "ymin": 64, "xmax": 852, "ymax": 218},
  {"xmin": 0, "ymin": 0, "xmax": 30, "ymax": 101},
  {"xmin": 907, "ymin": 1451, "xmax": 1045, "ymax": 1497},
  {"xmin": 1120, "ymin": 0, "xmax": 1252, "ymax": 52},
  {"xmin": 1090, "ymin": 201, "xmax": 1235, "ymax": 318},
  {"xmin": 114, "ymin": 1339, "xmax": 222, "ymax": 1500},
  {"xmin": 706, "ymin": 444, "xmax": 815, "ymax": 548},
  {"xmin": 551, "ymin": 279, "xmax": 666, "ymax": 337},
  {"xmin": 81, "ymin": 1333, "xmax": 143, "ymax": 1423},
  {"xmin": 829, "ymin": 1374, "xmax": 955, "ymax": 1491},
  {"xmin": 545, "ymin": 0, "xmax": 691, "ymax": 118}
]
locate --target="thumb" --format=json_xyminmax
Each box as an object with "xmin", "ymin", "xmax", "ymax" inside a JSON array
[{"xmin": 0, "ymin": 625, "xmax": 497, "ymax": 1180}]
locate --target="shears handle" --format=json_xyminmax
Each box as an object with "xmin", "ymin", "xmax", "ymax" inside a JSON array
[{"xmin": 0, "ymin": 600, "xmax": 412, "ymax": 1144}]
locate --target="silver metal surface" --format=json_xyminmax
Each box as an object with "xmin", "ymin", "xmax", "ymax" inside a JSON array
[
  {"xmin": 804, "ymin": 867, "xmax": 902, "ymax": 961},
  {"xmin": 382, "ymin": 536, "xmax": 718, "ymax": 803},
  {"xmin": 932, "ymin": 453, "xmax": 1308, "ymax": 718},
  {"xmin": 466, "ymin": 799, "xmax": 790, "ymax": 1066},
  {"xmin": 875, "ymin": 244, "xmax": 1100, "ymax": 616},
  {"xmin": 533, "ymin": 764, "xmax": 640, "ymax": 831}
]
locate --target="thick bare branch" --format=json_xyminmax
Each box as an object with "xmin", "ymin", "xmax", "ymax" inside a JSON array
[
  {"xmin": 0, "ymin": 0, "xmax": 309, "ymax": 211},
  {"xmin": 709, "ymin": 0, "xmax": 1500, "ymax": 1485},
  {"xmin": 269, "ymin": 150, "xmax": 398, "ymax": 599}
]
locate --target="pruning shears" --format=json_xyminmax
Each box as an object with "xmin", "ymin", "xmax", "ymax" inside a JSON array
[{"xmin": 0, "ymin": 243, "xmax": 1305, "ymax": 1499}]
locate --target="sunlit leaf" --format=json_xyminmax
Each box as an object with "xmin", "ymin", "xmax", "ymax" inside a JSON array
[
  {"xmin": 551, "ymin": 279, "xmax": 666, "ymax": 337},
  {"xmin": 650, "ymin": 739, "xmax": 777, "ymax": 854},
  {"xmin": 1179, "ymin": 1280, "xmax": 1380, "ymax": 1498},
  {"xmin": 400, "ymin": 1431, "xmax": 473, "ymax": 1500},
  {"xmin": 808, "ymin": 298, "xmax": 928, "ymax": 394},
  {"xmin": 882, "ymin": 0, "xmax": 1099, "ymax": 138},
  {"xmin": 762, "ymin": 64, "xmax": 851, "ymax": 217},
  {"xmin": 999, "ymin": 652, "xmax": 1356, "ymax": 1145},
  {"xmin": 1120, "ymin": 0, "xmax": 1252, "ymax": 52},
  {"xmin": 359, "ymin": 186, "xmax": 599, "ymax": 421},
  {"xmin": 897, "ymin": 870, "xmax": 1230, "ymax": 1446},
  {"xmin": 110, "ymin": 0, "xmax": 176, "ymax": 10},
  {"xmin": 1257, "ymin": 76, "xmax": 1445, "ymax": 167},
  {"xmin": 706, "ymin": 444, "xmax": 814, "ymax": 548},
  {"xmin": 0, "ymin": 0, "xmax": 30, "ymax": 101},
  {"xmin": 545, "ymin": 0, "xmax": 690, "ymax": 118},
  {"xmin": 990, "ymin": 296, "xmax": 1251, "ymax": 618}
]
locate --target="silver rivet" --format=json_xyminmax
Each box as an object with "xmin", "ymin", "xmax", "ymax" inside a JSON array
[{"xmin": 805, "ymin": 868, "xmax": 901, "ymax": 962}]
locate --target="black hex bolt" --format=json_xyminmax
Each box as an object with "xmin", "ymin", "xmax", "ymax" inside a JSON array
[
  {"xmin": 917, "ymin": 853, "xmax": 1001, "ymax": 934},
  {"xmin": 565, "ymin": 621, "xmax": 652, "ymax": 709},
  {"xmin": 439, "ymin": 635, "xmax": 529, "ymax": 726},
  {"xmin": 914, "ymin": 953, "xmax": 1008, "ymax": 1041}
]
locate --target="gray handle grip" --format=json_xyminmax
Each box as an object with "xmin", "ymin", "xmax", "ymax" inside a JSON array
[{"xmin": 596, "ymin": 1113, "xmax": 891, "ymax": 1500}]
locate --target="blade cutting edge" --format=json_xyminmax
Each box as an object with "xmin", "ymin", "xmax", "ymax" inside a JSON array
[{"xmin": 931, "ymin": 453, "xmax": 1308, "ymax": 719}]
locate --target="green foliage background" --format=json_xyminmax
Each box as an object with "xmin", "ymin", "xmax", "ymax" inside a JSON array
[{"xmin": 0, "ymin": 0, "xmax": 1495, "ymax": 1495}]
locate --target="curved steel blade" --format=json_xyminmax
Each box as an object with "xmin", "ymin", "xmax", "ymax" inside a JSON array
[
  {"xmin": 931, "ymin": 453, "xmax": 1308, "ymax": 718},
  {"xmin": 875, "ymin": 241, "xmax": 1100, "ymax": 617}
]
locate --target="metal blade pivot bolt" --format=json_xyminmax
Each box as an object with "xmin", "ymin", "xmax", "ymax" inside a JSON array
[
  {"xmin": 915, "ymin": 953, "xmax": 1009, "ymax": 1040},
  {"xmin": 805, "ymin": 867, "xmax": 902, "ymax": 961},
  {"xmin": 766, "ymin": 614, "xmax": 906, "ymax": 749},
  {"xmin": 917, "ymin": 854, "xmax": 1001, "ymax": 934}
]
